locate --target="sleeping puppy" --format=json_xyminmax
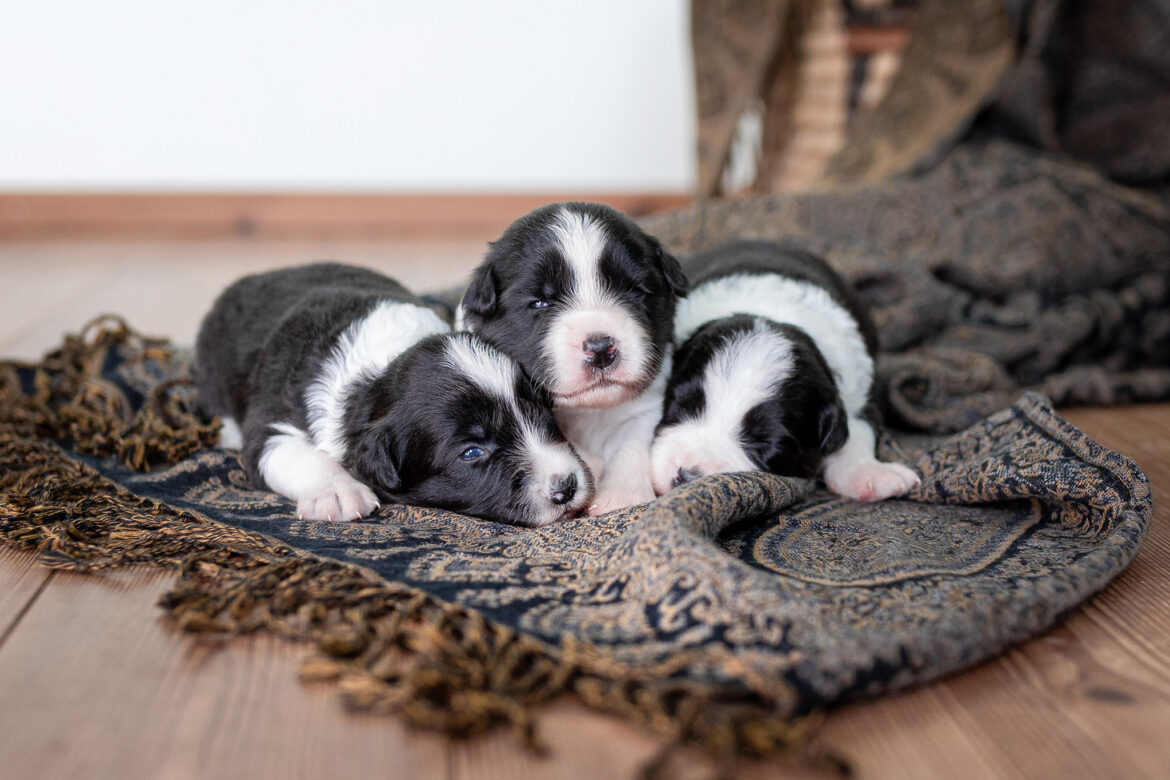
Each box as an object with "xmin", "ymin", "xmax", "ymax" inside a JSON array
[
  {"xmin": 649, "ymin": 240, "xmax": 920, "ymax": 501},
  {"xmin": 196, "ymin": 262, "xmax": 592, "ymax": 526},
  {"xmin": 457, "ymin": 202, "xmax": 689, "ymax": 514}
]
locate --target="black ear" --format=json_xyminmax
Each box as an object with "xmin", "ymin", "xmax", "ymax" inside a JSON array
[
  {"xmin": 460, "ymin": 262, "xmax": 499, "ymax": 326},
  {"xmin": 818, "ymin": 400, "xmax": 848, "ymax": 455},
  {"xmin": 346, "ymin": 426, "xmax": 403, "ymax": 497},
  {"xmin": 653, "ymin": 240, "xmax": 689, "ymax": 297}
]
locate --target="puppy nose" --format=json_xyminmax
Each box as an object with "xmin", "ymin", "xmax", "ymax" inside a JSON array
[
  {"xmin": 672, "ymin": 466, "xmax": 703, "ymax": 488},
  {"xmin": 549, "ymin": 473, "xmax": 578, "ymax": 505},
  {"xmin": 582, "ymin": 334, "xmax": 617, "ymax": 369}
]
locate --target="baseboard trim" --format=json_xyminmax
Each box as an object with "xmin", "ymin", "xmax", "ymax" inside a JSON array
[{"xmin": 0, "ymin": 192, "xmax": 693, "ymax": 240}]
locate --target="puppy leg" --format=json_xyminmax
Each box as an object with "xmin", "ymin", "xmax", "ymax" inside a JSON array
[
  {"xmin": 217, "ymin": 416, "xmax": 244, "ymax": 450},
  {"xmin": 257, "ymin": 423, "xmax": 380, "ymax": 521},
  {"xmin": 587, "ymin": 435, "xmax": 657, "ymax": 516},
  {"xmin": 823, "ymin": 417, "xmax": 920, "ymax": 502},
  {"xmin": 588, "ymin": 450, "xmax": 656, "ymax": 514}
]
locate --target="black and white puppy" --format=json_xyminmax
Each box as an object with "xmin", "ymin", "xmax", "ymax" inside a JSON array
[
  {"xmin": 196, "ymin": 262, "xmax": 592, "ymax": 526},
  {"xmin": 649, "ymin": 241, "xmax": 920, "ymax": 501},
  {"xmin": 457, "ymin": 202, "xmax": 689, "ymax": 514}
]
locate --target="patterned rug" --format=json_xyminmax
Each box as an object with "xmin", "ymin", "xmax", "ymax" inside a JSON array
[{"xmin": 0, "ymin": 318, "xmax": 1151, "ymax": 768}]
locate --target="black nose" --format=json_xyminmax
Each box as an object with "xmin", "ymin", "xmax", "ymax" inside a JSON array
[
  {"xmin": 672, "ymin": 466, "xmax": 703, "ymax": 488},
  {"xmin": 582, "ymin": 334, "xmax": 617, "ymax": 369},
  {"xmin": 549, "ymin": 473, "xmax": 578, "ymax": 505}
]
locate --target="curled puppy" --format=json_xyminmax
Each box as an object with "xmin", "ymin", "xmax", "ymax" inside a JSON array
[
  {"xmin": 650, "ymin": 241, "xmax": 920, "ymax": 501},
  {"xmin": 196, "ymin": 262, "xmax": 592, "ymax": 526},
  {"xmin": 457, "ymin": 202, "xmax": 688, "ymax": 514}
]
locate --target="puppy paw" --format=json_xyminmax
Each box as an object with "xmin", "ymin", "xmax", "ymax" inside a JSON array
[
  {"xmin": 587, "ymin": 485, "xmax": 656, "ymax": 516},
  {"xmin": 297, "ymin": 475, "xmax": 379, "ymax": 522},
  {"xmin": 827, "ymin": 461, "xmax": 920, "ymax": 502}
]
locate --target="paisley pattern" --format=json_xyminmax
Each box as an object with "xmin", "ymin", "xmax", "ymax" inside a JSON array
[{"xmin": 78, "ymin": 342, "xmax": 1150, "ymax": 710}]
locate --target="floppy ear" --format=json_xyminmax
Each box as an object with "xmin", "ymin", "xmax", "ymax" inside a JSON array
[
  {"xmin": 460, "ymin": 262, "xmax": 500, "ymax": 327},
  {"xmin": 653, "ymin": 240, "xmax": 689, "ymax": 297},
  {"xmin": 346, "ymin": 425, "xmax": 403, "ymax": 497},
  {"xmin": 818, "ymin": 400, "xmax": 848, "ymax": 455}
]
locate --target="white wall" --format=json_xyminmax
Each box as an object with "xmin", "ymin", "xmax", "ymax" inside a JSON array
[{"xmin": 0, "ymin": 1, "xmax": 696, "ymax": 192}]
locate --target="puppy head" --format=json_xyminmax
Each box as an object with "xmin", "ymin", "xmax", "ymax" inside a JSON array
[
  {"xmin": 459, "ymin": 202, "xmax": 688, "ymax": 410},
  {"xmin": 649, "ymin": 317, "xmax": 847, "ymax": 495},
  {"xmin": 343, "ymin": 332, "xmax": 593, "ymax": 527}
]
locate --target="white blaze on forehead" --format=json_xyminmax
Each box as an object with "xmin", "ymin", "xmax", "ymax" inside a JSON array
[
  {"xmin": 442, "ymin": 334, "xmax": 590, "ymax": 525},
  {"xmin": 650, "ymin": 321, "xmax": 792, "ymax": 492},
  {"xmin": 442, "ymin": 331, "xmax": 521, "ymax": 402},
  {"xmin": 550, "ymin": 207, "xmax": 612, "ymax": 309},
  {"xmin": 306, "ymin": 301, "xmax": 449, "ymax": 461},
  {"xmin": 674, "ymin": 273, "xmax": 872, "ymax": 417},
  {"xmin": 543, "ymin": 207, "xmax": 653, "ymax": 401}
]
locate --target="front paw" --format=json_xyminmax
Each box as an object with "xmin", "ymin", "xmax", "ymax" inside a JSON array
[
  {"xmin": 297, "ymin": 475, "xmax": 379, "ymax": 521},
  {"xmin": 827, "ymin": 461, "xmax": 920, "ymax": 502},
  {"xmin": 587, "ymin": 484, "xmax": 656, "ymax": 516}
]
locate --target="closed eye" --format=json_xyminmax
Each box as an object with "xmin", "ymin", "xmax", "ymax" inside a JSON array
[{"xmin": 460, "ymin": 446, "xmax": 487, "ymax": 461}]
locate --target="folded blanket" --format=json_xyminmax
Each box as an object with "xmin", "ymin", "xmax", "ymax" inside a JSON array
[{"xmin": 642, "ymin": 140, "xmax": 1170, "ymax": 433}]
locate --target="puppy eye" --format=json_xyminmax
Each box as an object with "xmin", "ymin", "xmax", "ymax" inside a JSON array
[
  {"xmin": 460, "ymin": 446, "xmax": 486, "ymax": 461},
  {"xmin": 529, "ymin": 299, "xmax": 550, "ymax": 310}
]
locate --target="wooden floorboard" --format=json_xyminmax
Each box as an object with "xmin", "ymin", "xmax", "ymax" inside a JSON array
[
  {"xmin": 0, "ymin": 238, "xmax": 485, "ymax": 358},
  {"xmin": 0, "ymin": 567, "xmax": 449, "ymax": 780},
  {"xmin": 0, "ymin": 239, "xmax": 1166, "ymax": 778},
  {"xmin": 0, "ymin": 193, "xmax": 691, "ymax": 240},
  {"xmin": 0, "ymin": 548, "xmax": 52, "ymax": 645}
]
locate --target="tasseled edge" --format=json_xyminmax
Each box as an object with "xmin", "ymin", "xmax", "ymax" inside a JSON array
[{"xmin": 0, "ymin": 318, "xmax": 849, "ymax": 775}]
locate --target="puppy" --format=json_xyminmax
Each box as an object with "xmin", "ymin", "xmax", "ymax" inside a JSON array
[
  {"xmin": 196, "ymin": 262, "xmax": 592, "ymax": 526},
  {"xmin": 650, "ymin": 241, "xmax": 920, "ymax": 501},
  {"xmin": 457, "ymin": 202, "xmax": 689, "ymax": 514}
]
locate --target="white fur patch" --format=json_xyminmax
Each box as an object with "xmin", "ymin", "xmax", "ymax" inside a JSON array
[
  {"xmin": 550, "ymin": 207, "xmax": 611, "ymax": 310},
  {"xmin": 442, "ymin": 333, "xmax": 591, "ymax": 526},
  {"xmin": 258, "ymin": 422, "xmax": 380, "ymax": 521},
  {"xmin": 649, "ymin": 323, "xmax": 791, "ymax": 494},
  {"xmin": 217, "ymin": 416, "xmax": 243, "ymax": 450},
  {"xmin": 305, "ymin": 301, "xmax": 449, "ymax": 461},
  {"xmin": 823, "ymin": 417, "xmax": 920, "ymax": 501},
  {"xmin": 674, "ymin": 273, "xmax": 872, "ymax": 417},
  {"xmin": 557, "ymin": 349, "xmax": 671, "ymax": 513},
  {"xmin": 542, "ymin": 207, "xmax": 652, "ymax": 406},
  {"xmin": 443, "ymin": 332, "xmax": 519, "ymax": 402}
]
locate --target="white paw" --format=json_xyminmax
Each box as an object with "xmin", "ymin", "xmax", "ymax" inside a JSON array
[
  {"xmin": 827, "ymin": 461, "xmax": 920, "ymax": 502},
  {"xmin": 296, "ymin": 475, "xmax": 380, "ymax": 522},
  {"xmin": 587, "ymin": 484, "xmax": 656, "ymax": 516}
]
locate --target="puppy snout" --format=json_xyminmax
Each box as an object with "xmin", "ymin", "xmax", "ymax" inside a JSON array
[
  {"xmin": 549, "ymin": 473, "xmax": 578, "ymax": 505},
  {"xmin": 672, "ymin": 466, "xmax": 703, "ymax": 488},
  {"xmin": 582, "ymin": 334, "xmax": 617, "ymax": 369}
]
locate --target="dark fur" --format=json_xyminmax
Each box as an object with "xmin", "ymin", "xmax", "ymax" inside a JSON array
[
  {"xmin": 660, "ymin": 316, "xmax": 847, "ymax": 479},
  {"xmin": 195, "ymin": 262, "xmax": 575, "ymax": 524},
  {"xmin": 459, "ymin": 201, "xmax": 688, "ymax": 392},
  {"xmin": 663, "ymin": 241, "xmax": 877, "ymax": 479}
]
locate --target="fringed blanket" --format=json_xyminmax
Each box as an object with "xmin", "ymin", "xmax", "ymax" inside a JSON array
[
  {"xmin": 3, "ymin": 0, "xmax": 1168, "ymax": 768},
  {"xmin": 0, "ymin": 313, "xmax": 1152, "ymax": 767}
]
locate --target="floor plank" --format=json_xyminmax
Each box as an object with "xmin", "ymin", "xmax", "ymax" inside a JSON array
[
  {"xmin": 0, "ymin": 566, "xmax": 449, "ymax": 780},
  {"xmin": 0, "ymin": 548, "xmax": 52, "ymax": 644},
  {"xmin": 0, "ymin": 238, "xmax": 484, "ymax": 358}
]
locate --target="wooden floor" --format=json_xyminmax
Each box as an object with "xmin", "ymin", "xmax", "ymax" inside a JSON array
[{"xmin": 1, "ymin": 239, "xmax": 1168, "ymax": 779}]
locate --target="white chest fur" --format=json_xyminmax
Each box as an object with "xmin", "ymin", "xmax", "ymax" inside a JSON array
[{"xmin": 555, "ymin": 354, "xmax": 670, "ymax": 512}]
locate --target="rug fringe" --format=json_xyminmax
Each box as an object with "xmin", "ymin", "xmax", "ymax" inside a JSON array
[{"xmin": 0, "ymin": 319, "xmax": 847, "ymax": 773}]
